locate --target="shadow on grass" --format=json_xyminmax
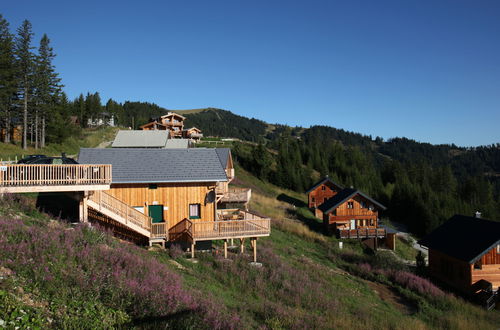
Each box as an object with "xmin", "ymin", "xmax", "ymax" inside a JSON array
[
  {"xmin": 130, "ymin": 309, "xmax": 199, "ymax": 329},
  {"xmin": 277, "ymin": 193, "xmax": 324, "ymax": 234}
]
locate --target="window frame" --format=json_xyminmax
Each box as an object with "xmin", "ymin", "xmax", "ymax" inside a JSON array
[{"xmin": 189, "ymin": 203, "xmax": 201, "ymax": 219}]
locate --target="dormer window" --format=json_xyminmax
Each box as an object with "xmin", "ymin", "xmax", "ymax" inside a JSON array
[
  {"xmin": 347, "ymin": 202, "xmax": 354, "ymax": 209},
  {"xmin": 322, "ymin": 186, "xmax": 326, "ymax": 191}
]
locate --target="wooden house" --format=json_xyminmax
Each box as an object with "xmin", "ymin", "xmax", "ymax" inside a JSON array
[
  {"xmin": 418, "ymin": 215, "xmax": 500, "ymax": 297},
  {"xmin": 183, "ymin": 127, "xmax": 203, "ymax": 141},
  {"xmin": 141, "ymin": 112, "xmax": 186, "ymax": 138},
  {"xmin": 306, "ymin": 177, "xmax": 343, "ymax": 217},
  {"xmin": 319, "ymin": 188, "xmax": 386, "ymax": 238},
  {"xmin": 78, "ymin": 147, "xmax": 269, "ymax": 259}
]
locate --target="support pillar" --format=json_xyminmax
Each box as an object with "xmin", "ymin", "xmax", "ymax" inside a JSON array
[
  {"xmin": 239, "ymin": 238, "xmax": 245, "ymax": 253},
  {"xmin": 79, "ymin": 191, "xmax": 88, "ymax": 223},
  {"xmin": 251, "ymin": 238, "xmax": 257, "ymax": 263},
  {"xmin": 191, "ymin": 242, "xmax": 195, "ymax": 259},
  {"xmin": 224, "ymin": 240, "xmax": 228, "ymax": 259}
]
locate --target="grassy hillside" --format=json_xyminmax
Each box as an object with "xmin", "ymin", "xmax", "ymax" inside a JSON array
[
  {"xmin": 0, "ymin": 127, "xmax": 119, "ymax": 161},
  {"xmin": 1, "ymin": 167, "xmax": 499, "ymax": 329}
]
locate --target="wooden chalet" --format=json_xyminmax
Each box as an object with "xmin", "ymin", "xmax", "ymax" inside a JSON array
[
  {"xmin": 419, "ymin": 215, "xmax": 500, "ymax": 302},
  {"xmin": 183, "ymin": 127, "xmax": 203, "ymax": 141},
  {"xmin": 0, "ymin": 147, "xmax": 270, "ymax": 261},
  {"xmin": 141, "ymin": 112, "xmax": 186, "ymax": 138},
  {"xmin": 78, "ymin": 148, "xmax": 269, "ymax": 260},
  {"xmin": 318, "ymin": 188, "xmax": 387, "ymax": 239},
  {"xmin": 306, "ymin": 176, "xmax": 343, "ymax": 218}
]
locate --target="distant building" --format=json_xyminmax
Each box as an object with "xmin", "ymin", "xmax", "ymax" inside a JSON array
[
  {"xmin": 87, "ymin": 112, "xmax": 115, "ymax": 127},
  {"xmin": 306, "ymin": 176, "xmax": 343, "ymax": 218},
  {"xmin": 419, "ymin": 215, "xmax": 500, "ymax": 298},
  {"xmin": 140, "ymin": 112, "xmax": 186, "ymax": 138}
]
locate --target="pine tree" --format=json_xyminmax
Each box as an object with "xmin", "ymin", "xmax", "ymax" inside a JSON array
[
  {"xmin": 0, "ymin": 15, "xmax": 17, "ymax": 143},
  {"xmin": 34, "ymin": 34, "xmax": 62, "ymax": 147},
  {"xmin": 14, "ymin": 19, "xmax": 35, "ymax": 149}
]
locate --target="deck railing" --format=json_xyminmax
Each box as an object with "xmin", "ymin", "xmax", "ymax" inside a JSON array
[
  {"xmin": 89, "ymin": 190, "xmax": 151, "ymax": 232},
  {"xmin": 338, "ymin": 228, "xmax": 386, "ymax": 239},
  {"xmin": 189, "ymin": 218, "xmax": 271, "ymax": 240},
  {"xmin": 151, "ymin": 222, "xmax": 168, "ymax": 239},
  {"xmin": 336, "ymin": 209, "xmax": 376, "ymax": 216},
  {"xmin": 0, "ymin": 164, "xmax": 111, "ymax": 187},
  {"xmin": 220, "ymin": 188, "xmax": 251, "ymax": 203}
]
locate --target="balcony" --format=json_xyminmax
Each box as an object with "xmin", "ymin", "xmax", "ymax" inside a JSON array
[
  {"xmin": 338, "ymin": 228, "xmax": 387, "ymax": 239},
  {"xmin": 0, "ymin": 164, "xmax": 112, "ymax": 193},
  {"xmin": 220, "ymin": 188, "xmax": 251, "ymax": 204}
]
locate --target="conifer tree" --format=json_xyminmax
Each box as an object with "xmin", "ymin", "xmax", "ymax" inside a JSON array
[
  {"xmin": 34, "ymin": 33, "xmax": 62, "ymax": 147},
  {"xmin": 14, "ymin": 19, "xmax": 35, "ymax": 149},
  {"xmin": 0, "ymin": 15, "xmax": 17, "ymax": 143}
]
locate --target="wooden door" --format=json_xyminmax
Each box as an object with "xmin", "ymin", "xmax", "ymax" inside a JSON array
[{"xmin": 148, "ymin": 205, "xmax": 164, "ymax": 223}]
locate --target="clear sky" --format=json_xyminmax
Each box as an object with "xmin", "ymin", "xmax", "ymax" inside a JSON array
[{"xmin": 3, "ymin": 0, "xmax": 500, "ymax": 146}]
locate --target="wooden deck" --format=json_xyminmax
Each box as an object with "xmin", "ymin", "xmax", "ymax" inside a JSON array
[
  {"xmin": 188, "ymin": 218, "xmax": 271, "ymax": 241},
  {"xmin": 0, "ymin": 164, "xmax": 111, "ymax": 193},
  {"xmin": 338, "ymin": 228, "xmax": 387, "ymax": 239}
]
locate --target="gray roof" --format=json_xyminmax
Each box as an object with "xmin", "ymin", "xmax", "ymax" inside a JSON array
[
  {"xmin": 111, "ymin": 130, "xmax": 169, "ymax": 148},
  {"xmin": 78, "ymin": 148, "xmax": 228, "ymax": 184},
  {"xmin": 165, "ymin": 139, "xmax": 191, "ymax": 149},
  {"xmin": 215, "ymin": 148, "xmax": 231, "ymax": 168}
]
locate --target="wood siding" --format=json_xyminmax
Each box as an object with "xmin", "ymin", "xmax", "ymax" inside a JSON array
[
  {"xmin": 428, "ymin": 247, "xmax": 500, "ymax": 294},
  {"xmin": 308, "ymin": 182, "xmax": 340, "ymax": 209},
  {"xmin": 106, "ymin": 182, "xmax": 216, "ymax": 235},
  {"xmin": 323, "ymin": 194, "xmax": 378, "ymax": 233}
]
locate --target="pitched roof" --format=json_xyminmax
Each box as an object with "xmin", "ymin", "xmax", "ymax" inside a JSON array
[
  {"xmin": 161, "ymin": 112, "xmax": 186, "ymax": 120},
  {"xmin": 139, "ymin": 121, "xmax": 167, "ymax": 129},
  {"xmin": 318, "ymin": 188, "xmax": 387, "ymax": 213},
  {"xmin": 165, "ymin": 139, "xmax": 190, "ymax": 149},
  {"xmin": 418, "ymin": 215, "xmax": 500, "ymax": 264},
  {"xmin": 78, "ymin": 148, "xmax": 227, "ymax": 184},
  {"xmin": 215, "ymin": 148, "xmax": 231, "ymax": 168},
  {"xmin": 111, "ymin": 130, "xmax": 169, "ymax": 148},
  {"xmin": 306, "ymin": 176, "xmax": 344, "ymax": 194}
]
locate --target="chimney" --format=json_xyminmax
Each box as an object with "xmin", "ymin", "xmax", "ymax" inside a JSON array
[{"xmin": 475, "ymin": 211, "xmax": 481, "ymax": 218}]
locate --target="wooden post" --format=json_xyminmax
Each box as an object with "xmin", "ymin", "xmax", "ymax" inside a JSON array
[
  {"xmin": 224, "ymin": 240, "xmax": 228, "ymax": 259},
  {"xmin": 191, "ymin": 242, "xmax": 195, "ymax": 259},
  {"xmin": 252, "ymin": 238, "xmax": 257, "ymax": 263},
  {"xmin": 79, "ymin": 191, "xmax": 88, "ymax": 223},
  {"xmin": 240, "ymin": 238, "xmax": 245, "ymax": 253}
]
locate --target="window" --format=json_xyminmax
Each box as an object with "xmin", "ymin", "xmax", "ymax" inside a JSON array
[
  {"xmin": 360, "ymin": 201, "xmax": 366, "ymax": 209},
  {"xmin": 321, "ymin": 186, "xmax": 326, "ymax": 191},
  {"xmin": 474, "ymin": 260, "xmax": 482, "ymax": 270},
  {"xmin": 347, "ymin": 202, "xmax": 354, "ymax": 209},
  {"xmin": 189, "ymin": 204, "xmax": 201, "ymax": 219},
  {"xmin": 311, "ymin": 197, "xmax": 315, "ymax": 203},
  {"xmin": 370, "ymin": 219, "xmax": 374, "ymax": 226},
  {"xmin": 497, "ymin": 244, "xmax": 500, "ymax": 254}
]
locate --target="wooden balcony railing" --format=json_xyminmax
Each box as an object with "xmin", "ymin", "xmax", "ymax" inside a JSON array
[
  {"xmin": 189, "ymin": 218, "xmax": 270, "ymax": 240},
  {"xmin": 89, "ymin": 190, "xmax": 151, "ymax": 232},
  {"xmin": 336, "ymin": 209, "xmax": 376, "ymax": 216},
  {"xmin": 151, "ymin": 222, "xmax": 168, "ymax": 239},
  {"xmin": 0, "ymin": 164, "xmax": 111, "ymax": 188},
  {"xmin": 220, "ymin": 188, "xmax": 251, "ymax": 203},
  {"xmin": 338, "ymin": 228, "xmax": 386, "ymax": 239}
]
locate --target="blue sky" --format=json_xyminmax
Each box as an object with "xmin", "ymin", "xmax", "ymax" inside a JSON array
[{"xmin": 3, "ymin": 0, "xmax": 500, "ymax": 146}]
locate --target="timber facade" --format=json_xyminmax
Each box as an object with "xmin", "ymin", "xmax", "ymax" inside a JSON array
[
  {"xmin": 318, "ymin": 188, "xmax": 386, "ymax": 238},
  {"xmin": 306, "ymin": 177, "xmax": 343, "ymax": 217},
  {"xmin": 419, "ymin": 215, "xmax": 500, "ymax": 307}
]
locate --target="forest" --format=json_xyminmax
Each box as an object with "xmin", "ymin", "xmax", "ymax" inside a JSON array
[{"xmin": 185, "ymin": 110, "xmax": 500, "ymax": 236}]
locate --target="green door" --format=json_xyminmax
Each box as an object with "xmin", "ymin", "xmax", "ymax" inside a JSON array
[{"xmin": 148, "ymin": 205, "xmax": 164, "ymax": 223}]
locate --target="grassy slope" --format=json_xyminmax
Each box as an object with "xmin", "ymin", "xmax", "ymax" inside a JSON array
[
  {"xmin": 1, "ymin": 166, "xmax": 499, "ymax": 328},
  {"xmin": 0, "ymin": 127, "xmax": 119, "ymax": 160}
]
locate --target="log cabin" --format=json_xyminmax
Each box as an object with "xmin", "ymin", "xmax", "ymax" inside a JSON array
[
  {"xmin": 141, "ymin": 112, "xmax": 186, "ymax": 138},
  {"xmin": 183, "ymin": 127, "xmax": 203, "ymax": 141},
  {"xmin": 418, "ymin": 215, "xmax": 500, "ymax": 298},
  {"xmin": 319, "ymin": 188, "xmax": 386, "ymax": 238},
  {"xmin": 306, "ymin": 176, "xmax": 343, "ymax": 218}
]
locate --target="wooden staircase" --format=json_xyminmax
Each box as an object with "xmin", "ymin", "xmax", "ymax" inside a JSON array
[{"xmin": 87, "ymin": 190, "xmax": 167, "ymax": 246}]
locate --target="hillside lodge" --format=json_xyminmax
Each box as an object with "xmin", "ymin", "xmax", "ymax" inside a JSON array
[
  {"xmin": 0, "ymin": 147, "xmax": 269, "ymax": 261},
  {"xmin": 419, "ymin": 215, "xmax": 500, "ymax": 301},
  {"xmin": 140, "ymin": 112, "xmax": 203, "ymax": 140}
]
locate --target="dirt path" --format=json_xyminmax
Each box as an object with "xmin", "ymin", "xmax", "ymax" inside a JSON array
[{"xmin": 365, "ymin": 280, "xmax": 417, "ymax": 315}]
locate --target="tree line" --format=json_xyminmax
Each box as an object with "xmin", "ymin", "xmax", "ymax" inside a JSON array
[
  {"xmin": 231, "ymin": 125, "xmax": 500, "ymax": 236},
  {"xmin": 0, "ymin": 15, "xmax": 62, "ymax": 149}
]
